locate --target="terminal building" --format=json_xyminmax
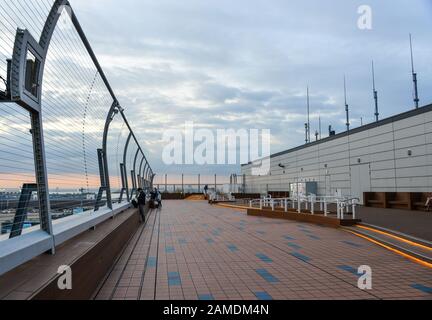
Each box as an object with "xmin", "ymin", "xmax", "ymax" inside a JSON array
[{"xmin": 241, "ymin": 104, "xmax": 432, "ymax": 203}]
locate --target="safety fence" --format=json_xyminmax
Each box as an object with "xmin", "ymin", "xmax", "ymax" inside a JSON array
[{"xmin": 0, "ymin": 0, "xmax": 153, "ymax": 275}]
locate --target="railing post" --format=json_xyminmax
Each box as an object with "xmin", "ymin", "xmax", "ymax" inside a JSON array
[
  {"xmin": 95, "ymin": 148, "xmax": 107, "ymax": 211},
  {"xmin": 122, "ymin": 132, "xmax": 132, "ymax": 201},
  {"xmin": 352, "ymin": 201, "xmax": 357, "ymax": 220},
  {"xmin": 298, "ymin": 196, "xmax": 301, "ymax": 213},
  {"xmin": 182, "ymin": 173, "xmax": 184, "ymax": 194},
  {"xmin": 324, "ymin": 200, "xmax": 328, "ymax": 217},
  {"xmin": 102, "ymin": 101, "xmax": 120, "ymax": 210},
  {"xmin": 30, "ymin": 112, "xmax": 54, "ymax": 250},
  {"xmin": 119, "ymin": 163, "xmax": 126, "ymax": 203},
  {"xmin": 198, "ymin": 174, "xmax": 201, "ymax": 193},
  {"xmin": 131, "ymin": 170, "xmax": 136, "ymax": 197}
]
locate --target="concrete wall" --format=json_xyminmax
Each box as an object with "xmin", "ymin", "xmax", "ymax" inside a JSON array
[{"xmin": 242, "ymin": 105, "xmax": 432, "ymax": 200}]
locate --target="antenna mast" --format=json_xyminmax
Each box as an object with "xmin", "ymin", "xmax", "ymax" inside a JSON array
[
  {"xmin": 307, "ymin": 86, "xmax": 311, "ymax": 143},
  {"xmin": 410, "ymin": 34, "xmax": 419, "ymax": 109},
  {"xmin": 372, "ymin": 61, "xmax": 379, "ymax": 122},
  {"xmin": 344, "ymin": 76, "xmax": 350, "ymax": 132}
]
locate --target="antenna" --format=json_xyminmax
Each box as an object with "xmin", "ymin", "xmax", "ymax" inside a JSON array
[
  {"xmin": 307, "ymin": 86, "xmax": 311, "ymax": 142},
  {"xmin": 410, "ymin": 34, "xmax": 419, "ymax": 109},
  {"xmin": 319, "ymin": 115, "xmax": 322, "ymax": 140},
  {"xmin": 305, "ymin": 123, "xmax": 308, "ymax": 144},
  {"xmin": 372, "ymin": 60, "xmax": 379, "ymax": 122},
  {"xmin": 344, "ymin": 76, "xmax": 350, "ymax": 132}
]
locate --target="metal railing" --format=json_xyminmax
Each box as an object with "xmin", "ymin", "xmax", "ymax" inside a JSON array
[
  {"xmin": 249, "ymin": 195, "xmax": 360, "ymax": 220},
  {"xmin": 0, "ymin": 0, "xmax": 153, "ymax": 275}
]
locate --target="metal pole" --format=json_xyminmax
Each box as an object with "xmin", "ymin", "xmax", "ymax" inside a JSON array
[
  {"xmin": 307, "ymin": 86, "xmax": 311, "ymax": 143},
  {"xmin": 344, "ymin": 76, "xmax": 350, "ymax": 132},
  {"xmin": 410, "ymin": 34, "xmax": 420, "ymax": 109},
  {"xmin": 182, "ymin": 174, "xmax": 184, "ymax": 194},
  {"xmin": 372, "ymin": 61, "xmax": 379, "ymax": 122}
]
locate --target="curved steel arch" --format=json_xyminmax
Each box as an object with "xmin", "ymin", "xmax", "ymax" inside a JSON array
[
  {"xmin": 142, "ymin": 162, "xmax": 149, "ymax": 189},
  {"xmin": 122, "ymin": 132, "xmax": 132, "ymax": 201},
  {"xmin": 138, "ymin": 156, "xmax": 145, "ymax": 188}
]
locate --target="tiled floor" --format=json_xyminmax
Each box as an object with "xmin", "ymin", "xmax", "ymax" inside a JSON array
[{"xmin": 95, "ymin": 201, "xmax": 432, "ymax": 300}]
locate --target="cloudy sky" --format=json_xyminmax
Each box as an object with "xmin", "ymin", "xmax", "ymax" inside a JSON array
[{"xmin": 69, "ymin": 0, "xmax": 432, "ymax": 180}]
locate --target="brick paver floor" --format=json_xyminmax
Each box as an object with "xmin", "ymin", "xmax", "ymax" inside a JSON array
[{"xmin": 95, "ymin": 201, "xmax": 432, "ymax": 300}]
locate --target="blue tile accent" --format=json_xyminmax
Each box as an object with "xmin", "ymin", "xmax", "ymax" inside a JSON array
[
  {"xmin": 179, "ymin": 238, "xmax": 187, "ymax": 245},
  {"xmin": 206, "ymin": 238, "xmax": 214, "ymax": 244},
  {"xmin": 290, "ymin": 252, "xmax": 311, "ymax": 262},
  {"xmin": 256, "ymin": 253, "xmax": 273, "ymax": 263},
  {"xmin": 254, "ymin": 292, "xmax": 273, "ymax": 300},
  {"xmin": 411, "ymin": 284, "xmax": 432, "ymax": 294},
  {"xmin": 308, "ymin": 235, "xmax": 321, "ymax": 240},
  {"xmin": 342, "ymin": 241, "xmax": 363, "ymax": 248},
  {"xmin": 168, "ymin": 272, "xmax": 181, "ymax": 286},
  {"xmin": 337, "ymin": 265, "xmax": 360, "ymax": 275},
  {"xmin": 165, "ymin": 246, "xmax": 175, "ymax": 253},
  {"xmin": 256, "ymin": 269, "xmax": 279, "ymax": 283},
  {"xmin": 198, "ymin": 294, "xmax": 214, "ymax": 300},
  {"xmin": 284, "ymin": 235, "xmax": 295, "ymax": 240},
  {"xmin": 287, "ymin": 243, "xmax": 302, "ymax": 250},
  {"xmin": 147, "ymin": 257, "xmax": 157, "ymax": 268},
  {"xmin": 227, "ymin": 244, "xmax": 238, "ymax": 252}
]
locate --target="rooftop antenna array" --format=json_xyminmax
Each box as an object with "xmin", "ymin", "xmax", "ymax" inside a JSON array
[
  {"xmin": 344, "ymin": 76, "xmax": 350, "ymax": 132},
  {"xmin": 372, "ymin": 60, "xmax": 379, "ymax": 122},
  {"xmin": 410, "ymin": 34, "xmax": 420, "ymax": 109}
]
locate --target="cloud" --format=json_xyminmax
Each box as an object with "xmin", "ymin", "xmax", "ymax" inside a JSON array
[{"xmin": 1, "ymin": 0, "xmax": 431, "ymax": 181}]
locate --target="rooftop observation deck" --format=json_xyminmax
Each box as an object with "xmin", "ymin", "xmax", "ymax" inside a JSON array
[{"xmin": 94, "ymin": 201, "xmax": 432, "ymax": 300}]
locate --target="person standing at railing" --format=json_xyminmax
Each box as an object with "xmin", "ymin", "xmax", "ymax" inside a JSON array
[
  {"xmin": 157, "ymin": 188, "xmax": 162, "ymax": 208},
  {"xmin": 137, "ymin": 188, "xmax": 146, "ymax": 222}
]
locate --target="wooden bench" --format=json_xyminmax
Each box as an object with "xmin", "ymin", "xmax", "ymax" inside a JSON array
[
  {"xmin": 268, "ymin": 191, "xmax": 290, "ymax": 198},
  {"xmin": 387, "ymin": 192, "xmax": 412, "ymax": 210},
  {"xmin": 364, "ymin": 192, "xmax": 387, "ymax": 208}
]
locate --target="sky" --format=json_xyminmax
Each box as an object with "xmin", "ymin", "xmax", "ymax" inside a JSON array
[{"xmin": 3, "ymin": 0, "xmax": 432, "ymax": 186}]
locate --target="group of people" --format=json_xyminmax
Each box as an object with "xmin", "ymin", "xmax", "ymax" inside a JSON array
[{"xmin": 134, "ymin": 188, "xmax": 162, "ymax": 222}]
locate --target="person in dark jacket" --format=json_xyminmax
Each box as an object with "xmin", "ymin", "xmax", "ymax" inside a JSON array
[{"xmin": 137, "ymin": 188, "xmax": 146, "ymax": 222}]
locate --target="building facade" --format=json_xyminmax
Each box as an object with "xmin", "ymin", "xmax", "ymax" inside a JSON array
[{"xmin": 241, "ymin": 104, "xmax": 432, "ymax": 202}]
